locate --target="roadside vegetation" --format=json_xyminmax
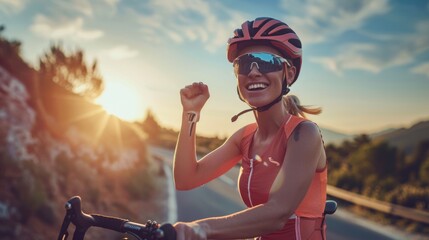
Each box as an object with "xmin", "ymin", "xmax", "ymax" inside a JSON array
[{"xmin": 0, "ymin": 26, "xmax": 166, "ymax": 239}]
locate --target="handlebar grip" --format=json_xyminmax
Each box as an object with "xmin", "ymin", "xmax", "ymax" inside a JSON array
[
  {"xmin": 160, "ymin": 223, "xmax": 177, "ymax": 240},
  {"xmin": 93, "ymin": 214, "xmax": 128, "ymax": 232}
]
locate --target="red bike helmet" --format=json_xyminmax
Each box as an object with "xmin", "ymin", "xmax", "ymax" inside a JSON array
[{"xmin": 227, "ymin": 17, "xmax": 302, "ymax": 84}]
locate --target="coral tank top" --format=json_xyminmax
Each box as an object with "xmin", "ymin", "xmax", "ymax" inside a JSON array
[{"xmin": 238, "ymin": 115, "xmax": 327, "ymax": 218}]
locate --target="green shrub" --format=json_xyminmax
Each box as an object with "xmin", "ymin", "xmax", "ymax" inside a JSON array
[
  {"xmin": 15, "ymin": 170, "xmax": 48, "ymax": 223},
  {"xmin": 386, "ymin": 184, "xmax": 429, "ymax": 210}
]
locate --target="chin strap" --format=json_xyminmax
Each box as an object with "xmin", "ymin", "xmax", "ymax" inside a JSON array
[{"xmin": 231, "ymin": 86, "xmax": 289, "ymax": 122}]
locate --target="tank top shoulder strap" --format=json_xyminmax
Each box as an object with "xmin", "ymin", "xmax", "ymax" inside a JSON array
[
  {"xmin": 241, "ymin": 122, "xmax": 257, "ymax": 139},
  {"xmin": 284, "ymin": 115, "xmax": 308, "ymax": 140}
]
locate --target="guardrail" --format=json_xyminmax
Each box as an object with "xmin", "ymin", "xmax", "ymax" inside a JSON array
[{"xmin": 327, "ymin": 185, "xmax": 429, "ymax": 224}]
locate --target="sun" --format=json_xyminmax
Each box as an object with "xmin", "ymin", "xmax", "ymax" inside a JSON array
[{"xmin": 96, "ymin": 81, "xmax": 145, "ymax": 122}]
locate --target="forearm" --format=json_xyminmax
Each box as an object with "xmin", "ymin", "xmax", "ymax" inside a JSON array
[
  {"xmin": 173, "ymin": 111, "xmax": 199, "ymax": 189},
  {"xmin": 196, "ymin": 203, "xmax": 292, "ymax": 239}
]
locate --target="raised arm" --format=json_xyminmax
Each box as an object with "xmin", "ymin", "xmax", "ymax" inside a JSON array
[
  {"xmin": 173, "ymin": 82, "xmax": 242, "ymax": 190},
  {"xmin": 174, "ymin": 121, "xmax": 326, "ymax": 239}
]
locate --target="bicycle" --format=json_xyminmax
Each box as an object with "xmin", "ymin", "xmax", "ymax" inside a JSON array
[{"xmin": 57, "ymin": 196, "xmax": 337, "ymax": 240}]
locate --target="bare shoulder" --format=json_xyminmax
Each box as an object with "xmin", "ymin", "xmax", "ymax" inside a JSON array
[
  {"xmin": 221, "ymin": 124, "xmax": 251, "ymax": 149},
  {"xmin": 290, "ymin": 121, "xmax": 322, "ymax": 145},
  {"xmin": 229, "ymin": 124, "xmax": 254, "ymax": 142},
  {"xmin": 286, "ymin": 120, "xmax": 325, "ymax": 169}
]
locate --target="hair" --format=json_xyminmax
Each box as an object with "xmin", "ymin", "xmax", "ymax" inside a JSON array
[{"xmin": 283, "ymin": 94, "xmax": 322, "ymax": 119}]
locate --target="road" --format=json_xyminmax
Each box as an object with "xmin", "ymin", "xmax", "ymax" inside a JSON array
[{"xmin": 150, "ymin": 146, "xmax": 402, "ymax": 240}]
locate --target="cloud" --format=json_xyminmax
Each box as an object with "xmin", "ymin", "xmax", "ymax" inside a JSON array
[
  {"xmin": 50, "ymin": 0, "xmax": 120, "ymax": 17},
  {"xmin": 103, "ymin": 0, "xmax": 120, "ymax": 8},
  {"xmin": 0, "ymin": 0, "xmax": 26, "ymax": 13},
  {"xmin": 52, "ymin": 0, "xmax": 93, "ymax": 16},
  {"xmin": 310, "ymin": 43, "xmax": 411, "ymax": 75},
  {"xmin": 411, "ymin": 62, "xmax": 429, "ymax": 79},
  {"xmin": 134, "ymin": 0, "xmax": 249, "ymax": 53},
  {"xmin": 280, "ymin": 0, "xmax": 390, "ymax": 44},
  {"xmin": 27, "ymin": 0, "xmax": 120, "ymax": 42},
  {"xmin": 310, "ymin": 19, "xmax": 429, "ymax": 75},
  {"xmin": 105, "ymin": 45, "xmax": 139, "ymax": 60},
  {"xmin": 30, "ymin": 14, "xmax": 104, "ymax": 40},
  {"xmin": 278, "ymin": 0, "xmax": 429, "ymax": 77}
]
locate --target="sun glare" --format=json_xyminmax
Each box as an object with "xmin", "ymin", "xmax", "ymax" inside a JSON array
[{"xmin": 96, "ymin": 81, "xmax": 145, "ymax": 122}]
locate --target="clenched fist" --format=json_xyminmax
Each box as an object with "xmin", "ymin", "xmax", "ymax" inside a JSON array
[{"xmin": 180, "ymin": 82, "xmax": 210, "ymax": 112}]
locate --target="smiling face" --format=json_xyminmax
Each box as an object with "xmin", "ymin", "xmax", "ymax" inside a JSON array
[{"xmin": 235, "ymin": 45, "xmax": 294, "ymax": 108}]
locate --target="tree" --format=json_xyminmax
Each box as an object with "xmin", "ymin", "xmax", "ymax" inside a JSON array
[
  {"xmin": 407, "ymin": 139, "xmax": 429, "ymax": 182},
  {"xmin": 419, "ymin": 155, "xmax": 429, "ymax": 186},
  {"xmin": 348, "ymin": 141, "xmax": 398, "ymax": 179},
  {"xmin": 141, "ymin": 109, "xmax": 161, "ymax": 142},
  {"xmin": 38, "ymin": 44, "xmax": 104, "ymax": 99},
  {"xmin": 0, "ymin": 25, "xmax": 36, "ymax": 89}
]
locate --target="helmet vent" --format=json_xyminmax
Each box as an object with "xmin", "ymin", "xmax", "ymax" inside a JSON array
[
  {"xmin": 250, "ymin": 18, "xmax": 271, "ymax": 37},
  {"xmin": 268, "ymin": 26, "xmax": 295, "ymax": 36},
  {"xmin": 248, "ymin": 21, "xmax": 258, "ymax": 37},
  {"xmin": 288, "ymin": 39, "xmax": 302, "ymax": 48},
  {"xmin": 234, "ymin": 28, "xmax": 244, "ymax": 38}
]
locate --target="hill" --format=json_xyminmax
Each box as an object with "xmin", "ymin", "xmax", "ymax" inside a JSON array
[
  {"xmin": 0, "ymin": 64, "xmax": 170, "ymax": 239},
  {"xmin": 0, "ymin": 50, "xmax": 168, "ymax": 239},
  {"xmin": 373, "ymin": 120, "xmax": 429, "ymax": 154},
  {"xmin": 369, "ymin": 127, "xmax": 397, "ymax": 138},
  {"xmin": 317, "ymin": 119, "xmax": 429, "ymax": 149},
  {"xmin": 319, "ymin": 127, "xmax": 354, "ymax": 145}
]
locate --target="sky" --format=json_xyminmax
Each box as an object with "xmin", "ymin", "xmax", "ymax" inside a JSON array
[{"xmin": 1, "ymin": 0, "xmax": 429, "ymax": 137}]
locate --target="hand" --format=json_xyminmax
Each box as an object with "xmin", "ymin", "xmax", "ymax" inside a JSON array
[
  {"xmin": 174, "ymin": 221, "xmax": 207, "ymax": 240},
  {"xmin": 180, "ymin": 82, "xmax": 210, "ymax": 112}
]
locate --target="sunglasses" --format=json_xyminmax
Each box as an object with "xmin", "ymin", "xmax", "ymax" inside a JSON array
[{"xmin": 233, "ymin": 52, "xmax": 291, "ymax": 76}]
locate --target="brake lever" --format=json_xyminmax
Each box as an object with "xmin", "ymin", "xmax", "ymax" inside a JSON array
[{"xmin": 57, "ymin": 202, "xmax": 73, "ymax": 240}]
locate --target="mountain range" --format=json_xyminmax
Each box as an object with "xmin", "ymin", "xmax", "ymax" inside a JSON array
[
  {"xmin": 319, "ymin": 127, "xmax": 354, "ymax": 145},
  {"xmin": 372, "ymin": 120, "xmax": 429, "ymax": 153},
  {"xmin": 319, "ymin": 119, "xmax": 429, "ymax": 152}
]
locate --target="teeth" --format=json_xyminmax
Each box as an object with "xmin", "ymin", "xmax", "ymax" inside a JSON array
[{"xmin": 248, "ymin": 83, "xmax": 268, "ymax": 90}]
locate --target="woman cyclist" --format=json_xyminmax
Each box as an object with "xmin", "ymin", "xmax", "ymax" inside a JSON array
[{"xmin": 173, "ymin": 17, "xmax": 327, "ymax": 239}]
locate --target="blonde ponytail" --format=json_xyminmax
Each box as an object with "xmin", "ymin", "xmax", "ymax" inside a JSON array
[{"xmin": 284, "ymin": 94, "xmax": 322, "ymax": 119}]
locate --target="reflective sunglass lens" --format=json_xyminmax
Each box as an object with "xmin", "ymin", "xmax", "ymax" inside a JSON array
[{"xmin": 233, "ymin": 52, "xmax": 286, "ymax": 75}]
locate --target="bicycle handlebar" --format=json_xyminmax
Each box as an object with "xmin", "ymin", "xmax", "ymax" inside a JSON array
[
  {"xmin": 58, "ymin": 196, "xmax": 336, "ymax": 240},
  {"xmin": 57, "ymin": 196, "xmax": 176, "ymax": 240}
]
